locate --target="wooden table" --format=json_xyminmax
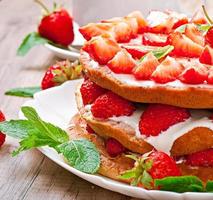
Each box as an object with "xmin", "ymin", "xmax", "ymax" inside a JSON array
[{"xmin": 0, "ymin": 0, "xmax": 139, "ymax": 199}]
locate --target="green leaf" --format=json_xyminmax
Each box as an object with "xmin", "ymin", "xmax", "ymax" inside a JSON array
[
  {"xmin": 197, "ymin": 24, "xmax": 212, "ymax": 32},
  {"xmin": 175, "ymin": 24, "xmax": 187, "ymax": 33},
  {"xmin": 0, "ymin": 120, "xmax": 33, "ymax": 139},
  {"xmin": 141, "ymin": 170, "xmax": 153, "ymax": 189},
  {"xmin": 58, "ymin": 139, "xmax": 100, "ymax": 174},
  {"xmin": 154, "ymin": 176, "xmax": 204, "ymax": 193},
  {"xmin": 140, "ymin": 45, "xmax": 174, "ymax": 62},
  {"xmin": 21, "ymin": 106, "xmax": 69, "ymax": 144},
  {"xmin": 206, "ymin": 181, "xmax": 213, "ymax": 192},
  {"xmin": 5, "ymin": 86, "xmax": 41, "ymax": 98},
  {"xmin": 17, "ymin": 32, "xmax": 50, "ymax": 56},
  {"xmin": 119, "ymin": 169, "xmax": 136, "ymax": 180}
]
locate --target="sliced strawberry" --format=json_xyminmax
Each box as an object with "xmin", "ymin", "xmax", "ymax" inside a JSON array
[
  {"xmin": 207, "ymin": 67, "xmax": 213, "ymax": 84},
  {"xmin": 124, "ymin": 17, "xmax": 139, "ymax": 38},
  {"xmin": 122, "ymin": 44, "xmax": 158, "ymax": 59},
  {"xmin": 179, "ymin": 60, "xmax": 208, "ymax": 84},
  {"xmin": 142, "ymin": 33, "xmax": 168, "ymax": 47},
  {"xmin": 113, "ymin": 21, "xmax": 132, "ymax": 43},
  {"xmin": 107, "ymin": 49, "xmax": 136, "ymax": 74},
  {"xmin": 205, "ymin": 27, "xmax": 213, "ymax": 48},
  {"xmin": 133, "ymin": 52, "xmax": 160, "ymax": 80},
  {"xmin": 106, "ymin": 138, "xmax": 125, "ymax": 157},
  {"xmin": 191, "ymin": 10, "xmax": 207, "ymax": 24},
  {"xmin": 151, "ymin": 56, "xmax": 184, "ymax": 83},
  {"xmin": 199, "ymin": 45, "xmax": 213, "ymax": 65},
  {"xmin": 91, "ymin": 91, "xmax": 135, "ymax": 119},
  {"xmin": 79, "ymin": 23, "xmax": 113, "ymax": 41},
  {"xmin": 168, "ymin": 32, "xmax": 203, "ymax": 57},
  {"xmin": 147, "ymin": 11, "xmax": 174, "ymax": 34},
  {"xmin": 127, "ymin": 11, "xmax": 148, "ymax": 33},
  {"xmin": 165, "ymin": 10, "xmax": 188, "ymax": 29},
  {"xmin": 186, "ymin": 149, "xmax": 213, "ymax": 167},
  {"xmin": 139, "ymin": 104, "xmax": 190, "ymax": 136},
  {"xmin": 84, "ymin": 35, "xmax": 121, "ymax": 65},
  {"xmin": 184, "ymin": 24, "xmax": 204, "ymax": 46},
  {"xmin": 80, "ymin": 78, "xmax": 107, "ymax": 105}
]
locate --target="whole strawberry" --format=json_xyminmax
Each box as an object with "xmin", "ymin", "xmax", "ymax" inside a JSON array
[
  {"xmin": 41, "ymin": 60, "xmax": 82, "ymax": 90},
  {"xmin": 91, "ymin": 91, "xmax": 135, "ymax": 119},
  {"xmin": 0, "ymin": 111, "xmax": 6, "ymax": 147},
  {"xmin": 36, "ymin": 0, "xmax": 74, "ymax": 46},
  {"xmin": 120, "ymin": 151, "xmax": 181, "ymax": 188},
  {"xmin": 80, "ymin": 78, "xmax": 106, "ymax": 105}
]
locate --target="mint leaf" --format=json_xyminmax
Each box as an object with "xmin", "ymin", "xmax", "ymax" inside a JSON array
[
  {"xmin": 21, "ymin": 106, "xmax": 69, "ymax": 144},
  {"xmin": 197, "ymin": 24, "xmax": 212, "ymax": 32},
  {"xmin": 154, "ymin": 176, "xmax": 204, "ymax": 193},
  {"xmin": 0, "ymin": 120, "xmax": 33, "ymax": 139},
  {"xmin": 206, "ymin": 181, "xmax": 213, "ymax": 192},
  {"xmin": 175, "ymin": 24, "xmax": 187, "ymax": 33},
  {"xmin": 17, "ymin": 32, "xmax": 50, "ymax": 56},
  {"xmin": 141, "ymin": 170, "xmax": 153, "ymax": 189},
  {"xmin": 140, "ymin": 45, "xmax": 174, "ymax": 62},
  {"xmin": 5, "ymin": 86, "xmax": 41, "ymax": 98},
  {"xmin": 58, "ymin": 139, "xmax": 100, "ymax": 174}
]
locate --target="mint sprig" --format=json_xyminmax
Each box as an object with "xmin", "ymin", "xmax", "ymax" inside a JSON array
[
  {"xmin": 0, "ymin": 106, "xmax": 100, "ymax": 174},
  {"xmin": 206, "ymin": 180, "xmax": 213, "ymax": 192},
  {"xmin": 5, "ymin": 86, "xmax": 41, "ymax": 98},
  {"xmin": 17, "ymin": 32, "xmax": 50, "ymax": 56},
  {"xmin": 140, "ymin": 45, "xmax": 174, "ymax": 62}
]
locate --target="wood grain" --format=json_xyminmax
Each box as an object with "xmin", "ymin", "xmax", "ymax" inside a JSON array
[{"xmin": 0, "ymin": 0, "xmax": 139, "ymax": 199}]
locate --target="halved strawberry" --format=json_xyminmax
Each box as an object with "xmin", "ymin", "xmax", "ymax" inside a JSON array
[
  {"xmin": 179, "ymin": 60, "xmax": 208, "ymax": 84},
  {"xmin": 147, "ymin": 11, "xmax": 174, "ymax": 34},
  {"xmin": 199, "ymin": 45, "xmax": 213, "ymax": 65},
  {"xmin": 191, "ymin": 10, "xmax": 207, "ymax": 24},
  {"xmin": 122, "ymin": 44, "xmax": 158, "ymax": 59},
  {"xmin": 139, "ymin": 104, "xmax": 190, "ymax": 136},
  {"xmin": 133, "ymin": 52, "xmax": 160, "ymax": 80},
  {"xmin": 207, "ymin": 67, "xmax": 213, "ymax": 84},
  {"xmin": 168, "ymin": 32, "xmax": 203, "ymax": 57},
  {"xmin": 84, "ymin": 35, "xmax": 121, "ymax": 65},
  {"xmin": 151, "ymin": 56, "xmax": 184, "ymax": 83},
  {"xmin": 124, "ymin": 17, "xmax": 139, "ymax": 38},
  {"xmin": 184, "ymin": 24, "xmax": 204, "ymax": 46},
  {"xmin": 79, "ymin": 23, "xmax": 113, "ymax": 41},
  {"xmin": 165, "ymin": 10, "xmax": 188, "ymax": 29},
  {"xmin": 142, "ymin": 33, "xmax": 168, "ymax": 47},
  {"xmin": 127, "ymin": 11, "xmax": 148, "ymax": 33},
  {"xmin": 107, "ymin": 49, "xmax": 136, "ymax": 74}
]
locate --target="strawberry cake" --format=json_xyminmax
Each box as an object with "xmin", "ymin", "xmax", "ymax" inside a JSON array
[{"xmin": 73, "ymin": 8, "xmax": 213, "ymax": 190}]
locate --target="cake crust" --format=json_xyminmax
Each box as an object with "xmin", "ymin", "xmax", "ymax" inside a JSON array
[{"xmin": 80, "ymin": 51, "xmax": 213, "ymax": 109}]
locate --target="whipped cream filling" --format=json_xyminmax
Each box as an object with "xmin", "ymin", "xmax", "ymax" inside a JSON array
[
  {"xmin": 85, "ymin": 103, "xmax": 213, "ymax": 154},
  {"xmin": 110, "ymin": 109, "xmax": 213, "ymax": 154},
  {"xmin": 84, "ymin": 52, "xmax": 213, "ymax": 89}
]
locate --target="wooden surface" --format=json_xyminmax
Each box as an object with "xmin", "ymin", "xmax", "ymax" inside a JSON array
[{"xmin": 0, "ymin": 0, "xmax": 138, "ymax": 199}]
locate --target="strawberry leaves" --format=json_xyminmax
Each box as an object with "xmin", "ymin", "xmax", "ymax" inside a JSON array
[
  {"xmin": 0, "ymin": 106, "xmax": 100, "ymax": 174},
  {"xmin": 17, "ymin": 32, "xmax": 50, "ymax": 56},
  {"xmin": 5, "ymin": 86, "xmax": 41, "ymax": 97}
]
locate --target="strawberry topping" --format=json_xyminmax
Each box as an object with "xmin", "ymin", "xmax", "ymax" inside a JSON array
[
  {"xmin": 139, "ymin": 104, "xmax": 190, "ymax": 136},
  {"xmin": 133, "ymin": 52, "xmax": 160, "ymax": 80},
  {"xmin": 186, "ymin": 149, "xmax": 213, "ymax": 167},
  {"xmin": 199, "ymin": 45, "xmax": 213, "ymax": 65},
  {"xmin": 142, "ymin": 33, "xmax": 168, "ymax": 47},
  {"xmin": 80, "ymin": 78, "xmax": 106, "ymax": 105},
  {"xmin": 107, "ymin": 49, "xmax": 136, "ymax": 74},
  {"xmin": 105, "ymin": 138, "xmax": 125, "ymax": 157},
  {"xmin": 0, "ymin": 111, "xmax": 6, "ymax": 147},
  {"xmin": 91, "ymin": 91, "xmax": 135, "ymax": 119}
]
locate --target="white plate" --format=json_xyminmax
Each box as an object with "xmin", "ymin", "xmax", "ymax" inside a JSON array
[
  {"xmin": 19, "ymin": 80, "xmax": 213, "ymax": 200},
  {"xmin": 44, "ymin": 22, "xmax": 85, "ymax": 60}
]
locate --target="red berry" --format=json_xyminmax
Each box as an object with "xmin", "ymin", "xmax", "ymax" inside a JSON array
[
  {"xmin": 147, "ymin": 151, "xmax": 181, "ymax": 179},
  {"xmin": 207, "ymin": 67, "xmax": 213, "ymax": 84},
  {"xmin": 80, "ymin": 79, "xmax": 106, "ymax": 105},
  {"xmin": 83, "ymin": 35, "xmax": 121, "ymax": 65},
  {"xmin": 105, "ymin": 138, "xmax": 125, "ymax": 157},
  {"xmin": 86, "ymin": 124, "xmax": 95, "ymax": 134},
  {"xmin": 107, "ymin": 49, "xmax": 136, "ymax": 74},
  {"xmin": 178, "ymin": 60, "xmax": 208, "ymax": 84},
  {"xmin": 91, "ymin": 91, "xmax": 135, "ymax": 119},
  {"xmin": 133, "ymin": 52, "xmax": 160, "ymax": 80},
  {"xmin": 199, "ymin": 45, "xmax": 213, "ymax": 65},
  {"xmin": 139, "ymin": 104, "xmax": 190, "ymax": 136},
  {"xmin": 186, "ymin": 149, "xmax": 213, "ymax": 167},
  {"xmin": 38, "ymin": 9, "xmax": 74, "ymax": 46},
  {"xmin": 151, "ymin": 56, "xmax": 184, "ymax": 84},
  {"xmin": 0, "ymin": 111, "xmax": 6, "ymax": 147},
  {"xmin": 41, "ymin": 60, "xmax": 78, "ymax": 90},
  {"xmin": 205, "ymin": 27, "xmax": 213, "ymax": 48}
]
